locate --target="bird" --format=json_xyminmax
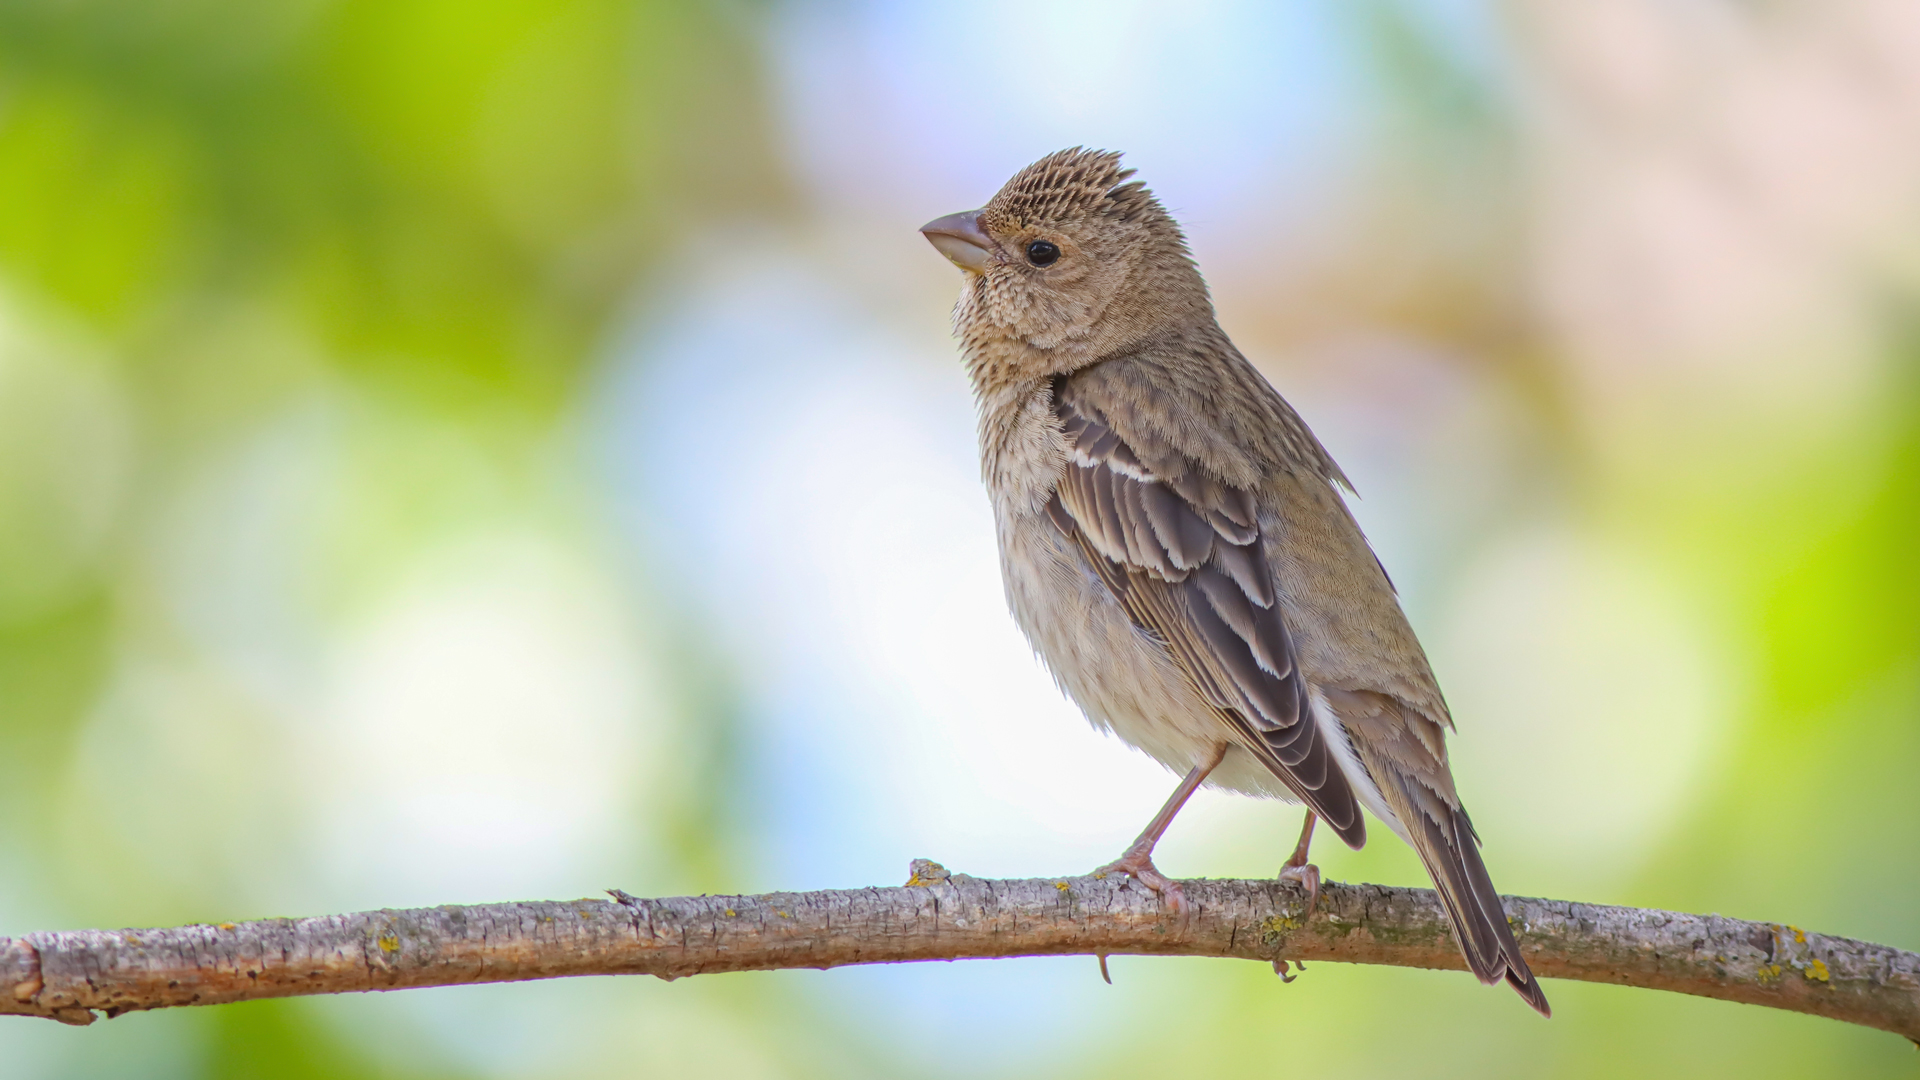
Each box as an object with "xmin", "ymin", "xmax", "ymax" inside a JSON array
[{"xmin": 919, "ymin": 147, "xmax": 1549, "ymax": 1015}]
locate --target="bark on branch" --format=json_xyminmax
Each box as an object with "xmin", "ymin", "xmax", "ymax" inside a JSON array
[{"xmin": 4, "ymin": 862, "xmax": 1916, "ymax": 1040}]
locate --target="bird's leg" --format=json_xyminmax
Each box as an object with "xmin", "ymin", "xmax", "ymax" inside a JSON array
[
  {"xmin": 1096, "ymin": 743, "xmax": 1228, "ymax": 913},
  {"xmin": 1277, "ymin": 810, "xmax": 1321, "ymax": 915}
]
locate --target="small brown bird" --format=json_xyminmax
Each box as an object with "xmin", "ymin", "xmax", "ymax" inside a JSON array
[{"xmin": 921, "ymin": 148, "xmax": 1548, "ymax": 1015}]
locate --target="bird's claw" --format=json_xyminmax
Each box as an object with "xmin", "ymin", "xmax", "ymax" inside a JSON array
[
  {"xmin": 1278, "ymin": 860, "xmax": 1321, "ymax": 916},
  {"xmin": 1095, "ymin": 847, "xmax": 1189, "ymax": 914}
]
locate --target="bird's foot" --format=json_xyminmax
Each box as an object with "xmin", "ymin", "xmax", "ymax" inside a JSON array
[
  {"xmin": 1277, "ymin": 860, "xmax": 1321, "ymax": 916},
  {"xmin": 1095, "ymin": 844, "xmax": 1189, "ymax": 914}
]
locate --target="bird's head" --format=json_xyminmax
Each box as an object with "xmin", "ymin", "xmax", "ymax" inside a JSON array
[{"xmin": 921, "ymin": 148, "xmax": 1209, "ymax": 361}]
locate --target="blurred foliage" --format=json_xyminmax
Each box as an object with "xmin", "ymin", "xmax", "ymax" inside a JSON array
[
  {"xmin": 1, "ymin": 0, "xmax": 1918, "ymax": 1076},
  {"xmin": 0, "ymin": 0, "xmax": 780, "ymax": 784},
  {"xmin": 0, "ymin": 0, "xmax": 782, "ymax": 1074}
]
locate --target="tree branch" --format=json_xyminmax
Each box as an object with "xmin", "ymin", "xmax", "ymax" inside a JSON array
[{"xmin": 4, "ymin": 861, "xmax": 1915, "ymax": 1040}]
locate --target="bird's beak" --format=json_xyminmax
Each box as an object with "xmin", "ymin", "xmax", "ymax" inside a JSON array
[{"xmin": 920, "ymin": 210, "xmax": 995, "ymax": 273}]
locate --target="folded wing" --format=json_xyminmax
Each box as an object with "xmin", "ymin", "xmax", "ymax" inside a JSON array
[{"xmin": 1047, "ymin": 375, "xmax": 1365, "ymax": 847}]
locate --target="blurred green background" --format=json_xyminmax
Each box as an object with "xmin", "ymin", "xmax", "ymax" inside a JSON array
[{"xmin": 2, "ymin": 0, "xmax": 1918, "ymax": 1075}]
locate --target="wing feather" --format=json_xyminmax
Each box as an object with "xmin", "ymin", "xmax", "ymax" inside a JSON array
[{"xmin": 1048, "ymin": 376, "xmax": 1365, "ymax": 846}]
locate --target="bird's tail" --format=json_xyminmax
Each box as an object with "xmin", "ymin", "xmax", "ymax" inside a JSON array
[{"xmin": 1389, "ymin": 769, "xmax": 1550, "ymax": 1016}]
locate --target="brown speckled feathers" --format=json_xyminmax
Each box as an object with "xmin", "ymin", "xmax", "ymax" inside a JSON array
[{"xmin": 984, "ymin": 147, "xmax": 1161, "ymax": 229}]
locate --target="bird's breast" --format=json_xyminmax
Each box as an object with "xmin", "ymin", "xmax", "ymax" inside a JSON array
[{"xmin": 972, "ymin": 375, "xmax": 1068, "ymax": 518}]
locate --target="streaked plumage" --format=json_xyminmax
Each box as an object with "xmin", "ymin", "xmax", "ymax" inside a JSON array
[{"xmin": 921, "ymin": 148, "xmax": 1548, "ymax": 1015}]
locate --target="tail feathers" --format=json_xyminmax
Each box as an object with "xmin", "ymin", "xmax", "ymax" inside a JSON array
[{"xmin": 1399, "ymin": 778, "xmax": 1550, "ymax": 1017}]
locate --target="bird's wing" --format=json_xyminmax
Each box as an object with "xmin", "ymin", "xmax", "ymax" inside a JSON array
[{"xmin": 1047, "ymin": 375, "xmax": 1366, "ymax": 847}]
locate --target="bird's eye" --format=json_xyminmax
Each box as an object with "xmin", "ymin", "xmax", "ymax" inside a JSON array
[{"xmin": 1025, "ymin": 239, "xmax": 1060, "ymax": 267}]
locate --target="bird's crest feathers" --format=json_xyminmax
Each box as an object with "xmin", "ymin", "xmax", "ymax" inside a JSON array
[{"xmin": 989, "ymin": 147, "xmax": 1164, "ymax": 228}]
